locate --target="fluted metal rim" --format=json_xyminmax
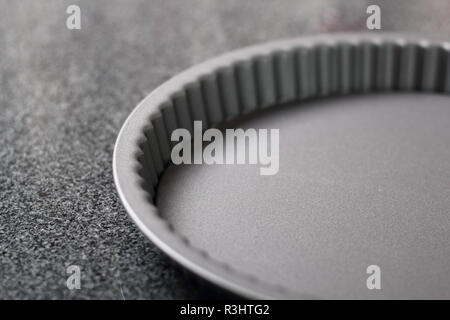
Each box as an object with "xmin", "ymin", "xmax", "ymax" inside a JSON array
[{"xmin": 113, "ymin": 33, "xmax": 450, "ymax": 299}]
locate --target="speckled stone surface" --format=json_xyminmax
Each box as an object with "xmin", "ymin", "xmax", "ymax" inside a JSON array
[{"xmin": 1, "ymin": 0, "xmax": 449, "ymax": 299}]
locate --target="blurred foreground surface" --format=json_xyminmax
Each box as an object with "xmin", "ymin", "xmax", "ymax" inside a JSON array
[{"xmin": 1, "ymin": 0, "xmax": 450, "ymax": 299}]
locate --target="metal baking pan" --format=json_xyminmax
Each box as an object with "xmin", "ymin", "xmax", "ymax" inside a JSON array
[{"xmin": 113, "ymin": 33, "xmax": 450, "ymax": 299}]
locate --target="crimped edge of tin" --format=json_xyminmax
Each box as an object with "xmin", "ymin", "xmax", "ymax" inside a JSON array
[{"xmin": 113, "ymin": 33, "xmax": 450, "ymax": 299}]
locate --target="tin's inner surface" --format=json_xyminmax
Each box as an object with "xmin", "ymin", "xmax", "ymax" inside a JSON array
[{"xmin": 157, "ymin": 93, "xmax": 450, "ymax": 299}]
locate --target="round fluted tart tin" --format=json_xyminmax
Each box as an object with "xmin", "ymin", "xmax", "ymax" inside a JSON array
[{"xmin": 113, "ymin": 34, "xmax": 450, "ymax": 299}]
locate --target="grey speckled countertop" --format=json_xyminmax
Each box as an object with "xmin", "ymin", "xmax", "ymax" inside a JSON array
[{"xmin": 1, "ymin": 0, "xmax": 449, "ymax": 299}]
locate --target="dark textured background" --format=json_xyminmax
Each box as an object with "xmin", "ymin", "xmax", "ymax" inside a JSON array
[{"xmin": 1, "ymin": 0, "xmax": 449, "ymax": 299}]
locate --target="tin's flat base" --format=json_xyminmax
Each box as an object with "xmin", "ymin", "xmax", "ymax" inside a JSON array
[{"xmin": 157, "ymin": 93, "xmax": 450, "ymax": 299}]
